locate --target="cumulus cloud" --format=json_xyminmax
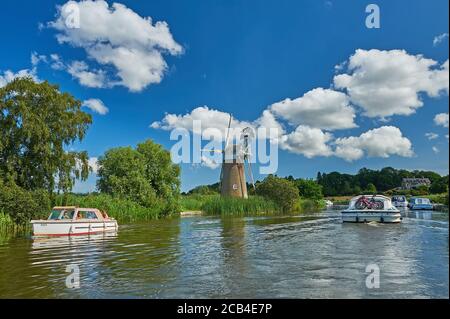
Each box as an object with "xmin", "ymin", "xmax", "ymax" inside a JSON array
[
  {"xmin": 0, "ymin": 68, "xmax": 39, "ymax": 88},
  {"xmin": 150, "ymin": 106, "xmax": 283, "ymax": 142},
  {"xmin": 425, "ymin": 132, "xmax": 439, "ymax": 140},
  {"xmin": 83, "ymin": 98, "xmax": 109, "ymax": 115},
  {"xmin": 432, "ymin": 146, "xmax": 440, "ymax": 154},
  {"xmin": 434, "ymin": 113, "xmax": 449, "ymax": 128},
  {"xmin": 47, "ymin": 0, "xmax": 182, "ymax": 91},
  {"xmin": 433, "ymin": 33, "xmax": 449, "ymax": 47},
  {"xmin": 334, "ymin": 126, "xmax": 414, "ymax": 161},
  {"xmin": 280, "ymin": 125, "xmax": 333, "ymax": 158},
  {"xmin": 270, "ymin": 88, "xmax": 356, "ymax": 130},
  {"xmin": 334, "ymin": 49, "xmax": 449, "ymax": 119},
  {"xmin": 200, "ymin": 155, "xmax": 220, "ymax": 169}
]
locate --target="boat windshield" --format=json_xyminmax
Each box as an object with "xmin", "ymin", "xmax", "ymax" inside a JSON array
[
  {"xmin": 48, "ymin": 209, "xmax": 75, "ymax": 220},
  {"xmin": 48, "ymin": 210, "xmax": 62, "ymax": 220}
]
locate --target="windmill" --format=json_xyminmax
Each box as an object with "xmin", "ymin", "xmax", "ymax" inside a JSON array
[{"xmin": 202, "ymin": 113, "xmax": 256, "ymax": 198}]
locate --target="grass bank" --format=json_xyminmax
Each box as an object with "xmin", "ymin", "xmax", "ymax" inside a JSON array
[{"xmin": 180, "ymin": 194, "xmax": 325, "ymax": 216}]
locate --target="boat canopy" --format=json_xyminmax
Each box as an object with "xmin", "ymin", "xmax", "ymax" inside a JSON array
[
  {"xmin": 392, "ymin": 195, "xmax": 407, "ymax": 202},
  {"xmin": 348, "ymin": 195, "xmax": 397, "ymax": 210}
]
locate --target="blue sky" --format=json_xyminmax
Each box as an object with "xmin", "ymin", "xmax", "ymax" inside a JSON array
[{"xmin": 0, "ymin": 0, "xmax": 448, "ymax": 192}]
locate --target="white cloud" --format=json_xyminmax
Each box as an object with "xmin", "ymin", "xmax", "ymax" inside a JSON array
[
  {"xmin": 333, "ymin": 49, "xmax": 449, "ymax": 119},
  {"xmin": 0, "ymin": 68, "xmax": 39, "ymax": 88},
  {"xmin": 432, "ymin": 146, "xmax": 440, "ymax": 154},
  {"xmin": 200, "ymin": 155, "xmax": 220, "ymax": 170},
  {"xmin": 150, "ymin": 106, "xmax": 283, "ymax": 142},
  {"xmin": 434, "ymin": 113, "xmax": 449, "ymax": 128},
  {"xmin": 280, "ymin": 125, "xmax": 333, "ymax": 158},
  {"xmin": 31, "ymin": 52, "xmax": 47, "ymax": 66},
  {"xmin": 49, "ymin": 54, "xmax": 65, "ymax": 70},
  {"xmin": 433, "ymin": 33, "xmax": 449, "ymax": 47},
  {"xmin": 48, "ymin": 0, "xmax": 182, "ymax": 91},
  {"xmin": 425, "ymin": 132, "xmax": 439, "ymax": 140},
  {"xmin": 270, "ymin": 88, "xmax": 356, "ymax": 130},
  {"xmin": 67, "ymin": 60, "xmax": 107, "ymax": 88},
  {"xmin": 334, "ymin": 126, "xmax": 414, "ymax": 161},
  {"xmin": 88, "ymin": 157, "xmax": 99, "ymax": 173},
  {"xmin": 83, "ymin": 98, "xmax": 109, "ymax": 115}
]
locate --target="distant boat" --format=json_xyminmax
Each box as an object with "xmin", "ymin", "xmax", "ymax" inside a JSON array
[
  {"xmin": 341, "ymin": 195, "xmax": 402, "ymax": 223},
  {"xmin": 408, "ymin": 197, "xmax": 434, "ymax": 210},
  {"xmin": 31, "ymin": 206, "xmax": 118, "ymax": 236},
  {"xmin": 391, "ymin": 195, "xmax": 408, "ymax": 208},
  {"xmin": 324, "ymin": 200, "xmax": 333, "ymax": 208}
]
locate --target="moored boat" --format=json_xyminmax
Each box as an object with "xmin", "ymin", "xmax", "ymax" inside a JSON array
[
  {"xmin": 391, "ymin": 195, "xmax": 408, "ymax": 208},
  {"xmin": 30, "ymin": 206, "xmax": 118, "ymax": 236},
  {"xmin": 324, "ymin": 200, "xmax": 333, "ymax": 208},
  {"xmin": 408, "ymin": 197, "xmax": 434, "ymax": 210},
  {"xmin": 341, "ymin": 195, "xmax": 402, "ymax": 223}
]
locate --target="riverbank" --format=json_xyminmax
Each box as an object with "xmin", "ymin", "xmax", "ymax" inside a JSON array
[{"xmin": 179, "ymin": 194, "xmax": 325, "ymax": 216}]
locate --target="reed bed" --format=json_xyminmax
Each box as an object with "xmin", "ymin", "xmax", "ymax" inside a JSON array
[{"xmin": 200, "ymin": 195, "xmax": 279, "ymax": 216}]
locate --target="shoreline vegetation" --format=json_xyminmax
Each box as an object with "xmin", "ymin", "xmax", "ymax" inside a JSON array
[{"xmin": 0, "ymin": 78, "xmax": 449, "ymax": 234}]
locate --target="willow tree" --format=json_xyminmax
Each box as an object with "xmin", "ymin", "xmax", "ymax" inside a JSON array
[{"xmin": 0, "ymin": 77, "xmax": 92, "ymax": 194}]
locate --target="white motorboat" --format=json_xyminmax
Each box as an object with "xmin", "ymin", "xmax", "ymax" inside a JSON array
[
  {"xmin": 391, "ymin": 195, "xmax": 408, "ymax": 208},
  {"xmin": 324, "ymin": 199, "xmax": 333, "ymax": 208},
  {"xmin": 31, "ymin": 206, "xmax": 118, "ymax": 236},
  {"xmin": 341, "ymin": 195, "xmax": 402, "ymax": 223},
  {"xmin": 408, "ymin": 197, "xmax": 434, "ymax": 210}
]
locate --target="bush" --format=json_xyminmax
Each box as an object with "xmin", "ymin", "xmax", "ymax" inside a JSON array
[
  {"xmin": 295, "ymin": 179, "xmax": 323, "ymax": 200},
  {"xmin": 0, "ymin": 181, "xmax": 51, "ymax": 224},
  {"xmin": 256, "ymin": 175, "xmax": 300, "ymax": 212}
]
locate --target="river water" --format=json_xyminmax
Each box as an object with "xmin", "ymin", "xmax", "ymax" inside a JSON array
[{"xmin": 0, "ymin": 210, "xmax": 448, "ymax": 298}]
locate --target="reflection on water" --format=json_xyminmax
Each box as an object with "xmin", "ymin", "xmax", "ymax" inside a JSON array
[{"xmin": 0, "ymin": 211, "xmax": 448, "ymax": 298}]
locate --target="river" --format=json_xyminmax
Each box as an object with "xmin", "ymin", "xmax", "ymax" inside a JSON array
[{"xmin": 0, "ymin": 210, "xmax": 448, "ymax": 298}]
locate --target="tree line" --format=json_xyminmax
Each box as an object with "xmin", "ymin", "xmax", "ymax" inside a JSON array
[{"xmin": 316, "ymin": 167, "xmax": 448, "ymax": 196}]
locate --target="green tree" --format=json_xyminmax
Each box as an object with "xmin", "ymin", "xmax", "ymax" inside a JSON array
[
  {"xmin": 256, "ymin": 175, "xmax": 299, "ymax": 212},
  {"xmin": 0, "ymin": 77, "xmax": 92, "ymax": 193},
  {"xmin": 97, "ymin": 140, "xmax": 180, "ymax": 212},
  {"xmin": 430, "ymin": 176, "xmax": 448, "ymax": 194},
  {"xmin": 365, "ymin": 183, "xmax": 377, "ymax": 194},
  {"xmin": 295, "ymin": 179, "xmax": 323, "ymax": 200}
]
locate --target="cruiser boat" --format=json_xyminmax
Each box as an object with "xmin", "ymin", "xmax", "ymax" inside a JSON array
[
  {"xmin": 31, "ymin": 206, "xmax": 118, "ymax": 236},
  {"xmin": 391, "ymin": 195, "xmax": 408, "ymax": 208},
  {"xmin": 341, "ymin": 195, "xmax": 402, "ymax": 223},
  {"xmin": 408, "ymin": 197, "xmax": 433, "ymax": 210}
]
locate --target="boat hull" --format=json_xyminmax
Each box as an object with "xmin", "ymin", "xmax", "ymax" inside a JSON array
[
  {"xmin": 31, "ymin": 220, "xmax": 118, "ymax": 236},
  {"xmin": 409, "ymin": 204, "xmax": 434, "ymax": 210},
  {"xmin": 393, "ymin": 202, "xmax": 408, "ymax": 208},
  {"xmin": 341, "ymin": 210, "xmax": 402, "ymax": 223}
]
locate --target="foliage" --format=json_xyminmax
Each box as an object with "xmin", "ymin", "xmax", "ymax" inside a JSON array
[
  {"xmin": 186, "ymin": 185, "xmax": 219, "ymax": 195},
  {"xmin": 256, "ymin": 175, "xmax": 300, "ymax": 212},
  {"xmin": 97, "ymin": 139, "xmax": 180, "ymax": 213},
  {"xmin": 295, "ymin": 179, "xmax": 323, "ymax": 200},
  {"xmin": 0, "ymin": 77, "xmax": 92, "ymax": 193},
  {"xmin": 317, "ymin": 167, "xmax": 446, "ymax": 197},
  {"xmin": 365, "ymin": 183, "xmax": 377, "ymax": 194},
  {"xmin": 430, "ymin": 176, "xmax": 448, "ymax": 194},
  {"xmin": 0, "ymin": 180, "xmax": 50, "ymax": 224}
]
